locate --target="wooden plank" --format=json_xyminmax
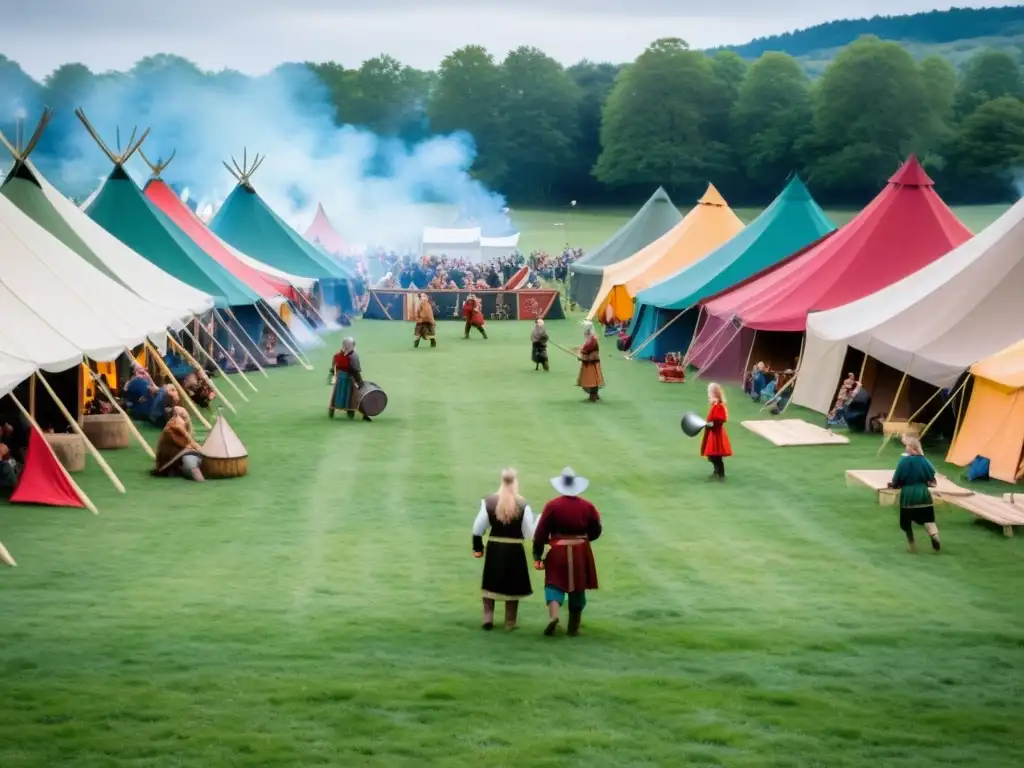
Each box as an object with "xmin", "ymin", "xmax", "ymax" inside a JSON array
[
  {"xmin": 845, "ymin": 469, "xmax": 972, "ymax": 496},
  {"xmin": 742, "ymin": 419, "xmax": 850, "ymax": 447},
  {"xmin": 946, "ymin": 494, "xmax": 1024, "ymax": 537}
]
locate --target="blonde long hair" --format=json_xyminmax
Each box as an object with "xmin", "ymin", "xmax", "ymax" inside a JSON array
[
  {"xmin": 494, "ymin": 468, "xmax": 522, "ymax": 524},
  {"xmin": 707, "ymin": 382, "xmax": 726, "ymax": 404}
]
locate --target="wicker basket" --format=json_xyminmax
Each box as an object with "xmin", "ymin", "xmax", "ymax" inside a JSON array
[
  {"xmin": 202, "ymin": 455, "xmax": 248, "ymax": 479},
  {"xmin": 82, "ymin": 414, "xmax": 131, "ymax": 450},
  {"xmin": 45, "ymin": 433, "xmax": 86, "ymax": 472}
]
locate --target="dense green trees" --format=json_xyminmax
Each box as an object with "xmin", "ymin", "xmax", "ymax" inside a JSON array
[{"xmin": 2, "ymin": 34, "xmax": 1023, "ymax": 207}]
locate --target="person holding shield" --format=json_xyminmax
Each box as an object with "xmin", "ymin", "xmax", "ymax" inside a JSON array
[{"xmin": 329, "ymin": 337, "xmax": 371, "ymax": 421}]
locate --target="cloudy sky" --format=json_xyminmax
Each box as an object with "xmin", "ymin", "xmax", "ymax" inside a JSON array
[{"xmin": 6, "ymin": 0, "xmax": 1015, "ymax": 78}]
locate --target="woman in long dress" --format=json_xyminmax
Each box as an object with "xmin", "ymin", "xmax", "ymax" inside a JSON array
[
  {"xmin": 576, "ymin": 321, "xmax": 605, "ymax": 402},
  {"xmin": 889, "ymin": 435, "xmax": 941, "ymax": 553},
  {"xmin": 701, "ymin": 382, "xmax": 732, "ymax": 480},
  {"xmin": 472, "ymin": 468, "xmax": 536, "ymax": 631}
]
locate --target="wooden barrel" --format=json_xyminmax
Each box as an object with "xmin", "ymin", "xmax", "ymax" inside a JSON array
[
  {"xmin": 82, "ymin": 414, "xmax": 131, "ymax": 450},
  {"xmin": 45, "ymin": 433, "xmax": 86, "ymax": 473},
  {"xmin": 202, "ymin": 455, "xmax": 248, "ymax": 479},
  {"xmin": 357, "ymin": 382, "xmax": 388, "ymax": 418}
]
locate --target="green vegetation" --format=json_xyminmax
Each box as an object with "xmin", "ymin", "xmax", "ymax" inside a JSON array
[{"xmin": 2, "ymin": 322, "xmax": 1024, "ymax": 767}]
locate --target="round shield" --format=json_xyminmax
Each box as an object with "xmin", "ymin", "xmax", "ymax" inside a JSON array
[{"xmin": 680, "ymin": 411, "xmax": 707, "ymax": 437}]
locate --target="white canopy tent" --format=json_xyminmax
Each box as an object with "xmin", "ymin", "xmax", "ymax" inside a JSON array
[
  {"xmin": 0, "ymin": 350, "xmax": 40, "ymax": 400},
  {"xmin": 793, "ymin": 198, "xmax": 1024, "ymax": 414},
  {"xmin": 422, "ymin": 227, "xmax": 482, "ymax": 262},
  {"xmin": 481, "ymin": 233, "xmax": 521, "ymax": 262}
]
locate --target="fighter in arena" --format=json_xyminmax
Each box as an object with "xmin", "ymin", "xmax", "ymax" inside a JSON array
[
  {"xmin": 414, "ymin": 293, "xmax": 437, "ymax": 348},
  {"xmin": 463, "ymin": 294, "xmax": 488, "ymax": 339},
  {"xmin": 329, "ymin": 337, "xmax": 372, "ymax": 421},
  {"xmin": 577, "ymin": 321, "xmax": 605, "ymax": 402}
]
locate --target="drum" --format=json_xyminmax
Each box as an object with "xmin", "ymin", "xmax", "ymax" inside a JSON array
[{"xmin": 356, "ymin": 382, "xmax": 388, "ymax": 418}]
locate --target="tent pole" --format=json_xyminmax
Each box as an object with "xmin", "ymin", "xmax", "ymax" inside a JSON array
[
  {"xmin": 35, "ymin": 371, "xmax": 126, "ymax": 494},
  {"xmin": 28, "ymin": 372, "xmax": 36, "ymax": 418},
  {"xmin": 142, "ymin": 342, "xmax": 212, "ymax": 430},
  {"xmin": 742, "ymin": 330, "xmax": 758, "ymax": 378},
  {"xmin": 949, "ymin": 375, "xmax": 970, "ymax": 446},
  {"xmin": 626, "ymin": 302, "xmax": 697, "ymax": 360},
  {"xmin": 84, "ymin": 364, "xmax": 156, "ymax": 459},
  {"xmin": 876, "ymin": 369, "xmax": 911, "ymax": 456},
  {"xmin": 681, "ymin": 313, "xmax": 732, "ymax": 369},
  {"xmin": 692, "ymin": 325, "xmax": 745, "ymax": 383},
  {"xmin": 777, "ymin": 334, "xmax": 806, "ymax": 416},
  {"xmin": 216, "ymin": 309, "xmax": 268, "ymax": 378},
  {"xmin": 194, "ymin": 317, "xmax": 259, "ymax": 393},
  {"xmin": 682, "ymin": 306, "xmax": 705, "ymax": 363},
  {"xmin": 181, "ymin": 326, "xmax": 250, "ymax": 403},
  {"xmin": 295, "ymin": 290, "xmax": 328, "ymax": 327},
  {"xmin": 903, "ymin": 386, "xmax": 943, "ymax": 428},
  {"xmin": 255, "ymin": 301, "xmax": 313, "ymax": 371},
  {"xmin": 919, "ymin": 375, "xmax": 970, "ymax": 441},
  {"xmin": 167, "ymin": 334, "xmax": 237, "ymax": 415},
  {"xmin": 9, "ymin": 394, "xmax": 98, "ymax": 514}
]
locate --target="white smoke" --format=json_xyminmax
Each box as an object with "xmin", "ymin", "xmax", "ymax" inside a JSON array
[{"xmin": 44, "ymin": 60, "xmax": 507, "ymax": 250}]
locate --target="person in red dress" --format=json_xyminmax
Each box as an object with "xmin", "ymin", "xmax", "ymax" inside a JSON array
[
  {"xmin": 701, "ymin": 382, "xmax": 732, "ymax": 480},
  {"xmin": 462, "ymin": 294, "xmax": 487, "ymax": 339},
  {"xmin": 532, "ymin": 467, "xmax": 602, "ymax": 637}
]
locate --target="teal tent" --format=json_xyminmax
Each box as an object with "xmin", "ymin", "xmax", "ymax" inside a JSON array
[
  {"xmin": 628, "ymin": 175, "xmax": 836, "ymax": 361},
  {"xmin": 569, "ymin": 187, "xmax": 682, "ymax": 308}
]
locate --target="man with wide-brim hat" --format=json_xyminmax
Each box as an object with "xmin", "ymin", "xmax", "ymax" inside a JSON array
[{"xmin": 532, "ymin": 467, "xmax": 603, "ymax": 637}]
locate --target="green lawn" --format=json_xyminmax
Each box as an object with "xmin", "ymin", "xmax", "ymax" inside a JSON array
[
  {"xmin": 512, "ymin": 204, "xmax": 1010, "ymax": 255},
  {"xmin": 2, "ymin": 321, "xmax": 1024, "ymax": 767}
]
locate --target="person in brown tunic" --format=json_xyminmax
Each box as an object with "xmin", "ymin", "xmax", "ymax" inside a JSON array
[
  {"xmin": 152, "ymin": 406, "xmax": 204, "ymax": 481},
  {"xmin": 576, "ymin": 321, "xmax": 605, "ymax": 402},
  {"xmin": 472, "ymin": 468, "xmax": 537, "ymax": 631},
  {"xmin": 413, "ymin": 293, "xmax": 437, "ymax": 348}
]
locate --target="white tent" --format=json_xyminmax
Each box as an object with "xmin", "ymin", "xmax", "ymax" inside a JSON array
[
  {"xmin": 0, "ymin": 350, "xmax": 39, "ymax": 400},
  {"xmin": 422, "ymin": 227, "xmax": 482, "ymax": 262},
  {"xmin": 793, "ymin": 198, "xmax": 1024, "ymax": 414},
  {"xmin": 29, "ymin": 159, "xmax": 214, "ymax": 318},
  {"xmin": 0, "ymin": 193, "xmax": 162, "ymax": 367},
  {"xmin": 481, "ymin": 233, "xmax": 521, "ymax": 262}
]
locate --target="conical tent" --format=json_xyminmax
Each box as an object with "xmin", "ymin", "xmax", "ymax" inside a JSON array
[
  {"xmin": 202, "ymin": 413, "xmax": 248, "ymax": 458},
  {"xmin": 587, "ymin": 184, "xmax": 744, "ymax": 323},
  {"xmin": 569, "ymin": 187, "xmax": 682, "ymax": 308},
  {"xmin": 304, "ymin": 203, "xmax": 348, "ymax": 256},
  {"xmin": 794, "ymin": 198, "xmax": 1024, "ymax": 416},
  {"xmin": 0, "ymin": 111, "xmax": 212, "ymax": 320},
  {"xmin": 10, "ymin": 426, "xmax": 87, "ymax": 510},
  {"xmin": 691, "ymin": 157, "xmax": 971, "ymax": 380},
  {"xmin": 630, "ymin": 175, "xmax": 835, "ymax": 361},
  {"xmin": 948, "ymin": 340, "xmax": 1024, "ymax": 483},
  {"xmin": 209, "ymin": 152, "xmax": 353, "ymax": 311}
]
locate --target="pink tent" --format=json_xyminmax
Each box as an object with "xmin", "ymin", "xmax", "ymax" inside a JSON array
[{"xmin": 304, "ymin": 204, "xmax": 348, "ymax": 256}]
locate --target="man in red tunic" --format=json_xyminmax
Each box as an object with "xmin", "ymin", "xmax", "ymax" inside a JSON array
[
  {"xmin": 533, "ymin": 467, "xmax": 602, "ymax": 637},
  {"xmin": 462, "ymin": 294, "xmax": 487, "ymax": 339}
]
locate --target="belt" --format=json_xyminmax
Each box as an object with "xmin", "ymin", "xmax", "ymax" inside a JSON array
[
  {"xmin": 551, "ymin": 537, "xmax": 588, "ymax": 591},
  {"xmin": 487, "ymin": 536, "xmax": 524, "ymax": 545},
  {"xmin": 552, "ymin": 537, "xmax": 587, "ymax": 546}
]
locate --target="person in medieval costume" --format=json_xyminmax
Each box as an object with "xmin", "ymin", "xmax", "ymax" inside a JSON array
[
  {"xmin": 531, "ymin": 319, "xmax": 549, "ymax": 371},
  {"xmin": 329, "ymin": 337, "xmax": 371, "ymax": 421},
  {"xmin": 413, "ymin": 293, "xmax": 437, "ymax": 348},
  {"xmin": 576, "ymin": 321, "xmax": 605, "ymax": 402},
  {"xmin": 472, "ymin": 468, "xmax": 537, "ymax": 631},
  {"xmin": 153, "ymin": 406, "xmax": 204, "ymax": 481},
  {"xmin": 701, "ymin": 382, "xmax": 732, "ymax": 480},
  {"xmin": 463, "ymin": 294, "xmax": 487, "ymax": 339},
  {"xmin": 533, "ymin": 467, "xmax": 602, "ymax": 637}
]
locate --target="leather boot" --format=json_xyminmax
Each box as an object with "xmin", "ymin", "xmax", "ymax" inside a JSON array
[
  {"xmin": 504, "ymin": 601, "xmax": 519, "ymax": 631},
  {"xmin": 543, "ymin": 361, "xmax": 549, "ymax": 371},
  {"xmin": 430, "ymin": 338, "xmax": 436, "ymax": 347},
  {"xmin": 568, "ymin": 610, "xmax": 582, "ymax": 637},
  {"xmin": 414, "ymin": 338, "xmax": 420, "ymax": 348},
  {"xmin": 481, "ymin": 328, "xmax": 488, "ymax": 339}
]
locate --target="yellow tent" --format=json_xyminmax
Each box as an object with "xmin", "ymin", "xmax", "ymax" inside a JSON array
[
  {"xmin": 587, "ymin": 184, "xmax": 744, "ymax": 323},
  {"xmin": 947, "ymin": 340, "xmax": 1024, "ymax": 483}
]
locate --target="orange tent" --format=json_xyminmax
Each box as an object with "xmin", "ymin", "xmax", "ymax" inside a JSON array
[
  {"xmin": 947, "ymin": 340, "xmax": 1024, "ymax": 483},
  {"xmin": 587, "ymin": 184, "xmax": 743, "ymax": 323}
]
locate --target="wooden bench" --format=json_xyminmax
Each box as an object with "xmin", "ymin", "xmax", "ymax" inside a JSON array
[
  {"xmin": 743, "ymin": 419, "xmax": 850, "ymax": 446},
  {"xmin": 845, "ymin": 469, "xmax": 972, "ymax": 506},
  {"xmin": 946, "ymin": 494, "xmax": 1024, "ymax": 538}
]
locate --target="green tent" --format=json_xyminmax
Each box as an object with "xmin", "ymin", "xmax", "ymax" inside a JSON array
[
  {"xmin": 629, "ymin": 175, "xmax": 836, "ymax": 361},
  {"xmin": 86, "ymin": 167, "xmax": 259, "ymax": 309},
  {"xmin": 569, "ymin": 187, "xmax": 682, "ymax": 307}
]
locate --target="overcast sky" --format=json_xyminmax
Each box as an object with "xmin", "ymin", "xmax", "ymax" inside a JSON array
[{"xmin": 5, "ymin": 0, "xmax": 1015, "ymax": 78}]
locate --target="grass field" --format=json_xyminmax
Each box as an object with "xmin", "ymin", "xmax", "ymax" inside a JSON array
[
  {"xmin": 2, "ymin": 321, "xmax": 1024, "ymax": 767},
  {"xmin": 511, "ymin": 204, "xmax": 1010, "ymax": 256}
]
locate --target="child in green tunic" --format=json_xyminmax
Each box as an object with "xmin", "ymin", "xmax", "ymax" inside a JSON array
[{"xmin": 888, "ymin": 435, "xmax": 941, "ymax": 553}]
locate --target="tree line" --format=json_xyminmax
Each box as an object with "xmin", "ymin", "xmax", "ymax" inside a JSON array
[{"xmin": 2, "ymin": 34, "xmax": 1023, "ymax": 207}]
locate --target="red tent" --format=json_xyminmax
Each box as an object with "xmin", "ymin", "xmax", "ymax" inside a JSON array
[
  {"xmin": 10, "ymin": 427, "xmax": 86, "ymax": 510},
  {"xmin": 145, "ymin": 179, "xmax": 294, "ymax": 300},
  {"xmin": 691, "ymin": 156, "xmax": 972, "ymax": 377},
  {"xmin": 303, "ymin": 204, "xmax": 348, "ymax": 256}
]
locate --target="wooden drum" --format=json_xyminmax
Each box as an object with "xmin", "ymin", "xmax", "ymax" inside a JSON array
[
  {"xmin": 45, "ymin": 433, "xmax": 86, "ymax": 473},
  {"xmin": 82, "ymin": 414, "xmax": 131, "ymax": 450},
  {"xmin": 356, "ymin": 382, "xmax": 388, "ymax": 418}
]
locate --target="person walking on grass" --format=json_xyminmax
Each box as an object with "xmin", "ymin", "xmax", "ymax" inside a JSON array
[
  {"xmin": 701, "ymin": 382, "xmax": 732, "ymax": 480},
  {"xmin": 531, "ymin": 319, "xmax": 549, "ymax": 371},
  {"xmin": 533, "ymin": 468, "xmax": 602, "ymax": 637},
  {"xmin": 888, "ymin": 435, "xmax": 941, "ymax": 553},
  {"xmin": 576, "ymin": 321, "xmax": 604, "ymax": 402},
  {"xmin": 472, "ymin": 468, "xmax": 537, "ymax": 631}
]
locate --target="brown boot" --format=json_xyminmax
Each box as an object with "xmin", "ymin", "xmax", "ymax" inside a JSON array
[
  {"xmin": 567, "ymin": 610, "xmax": 582, "ymax": 637},
  {"xmin": 414, "ymin": 338, "xmax": 420, "ymax": 348},
  {"xmin": 429, "ymin": 338, "xmax": 436, "ymax": 347},
  {"xmin": 504, "ymin": 601, "xmax": 519, "ymax": 631},
  {"xmin": 482, "ymin": 598, "xmax": 495, "ymax": 630}
]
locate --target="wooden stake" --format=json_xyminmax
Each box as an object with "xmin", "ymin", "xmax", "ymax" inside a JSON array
[
  {"xmin": 778, "ymin": 333, "xmax": 806, "ymax": 416},
  {"xmin": 216, "ymin": 309, "xmax": 268, "ymax": 378},
  {"xmin": 255, "ymin": 302, "xmax": 313, "ymax": 370},
  {"xmin": 28, "ymin": 372, "xmax": 35, "ymax": 418},
  {"xmin": 34, "ymin": 371, "xmax": 125, "ymax": 494},
  {"xmin": 692, "ymin": 325, "xmax": 745, "ymax": 383},
  {"xmin": 143, "ymin": 343, "xmax": 212, "ymax": 430},
  {"xmin": 681, "ymin": 306, "xmax": 705, "ymax": 363},
  {"xmin": 167, "ymin": 334, "xmax": 237, "ymax": 415},
  {"xmin": 950, "ymin": 376, "xmax": 970, "ymax": 445},
  {"xmin": 85, "ymin": 365, "xmax": 156, "ymax": 459},
  {"xmin": 10, "ymin": 393, "xmax": 98, "ymax": 513},
  {"xmin": 194, "ymin": 321, "xmax": 259, "ymax": 394},
  {"xmin": 742, "ymin": 329, "xmax": 758, "ymax": 378},
  {"xmin": 876, "ymin": 371, "xmax": 911, "ymax": 456},
  {"xmin": 294, "ymin": 291, "xmax": 327, "ymax": 327},
  {"xmin": 0, "ymin": 540, "xmax": 14, "ymax": 567},
  {"xmin": 180, "ymin": 326, "xmax": 250, "ymax": 403}
]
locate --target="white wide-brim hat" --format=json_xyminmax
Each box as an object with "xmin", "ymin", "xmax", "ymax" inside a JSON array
[{"xmin": 550, "ymin": 466, "xmax": 589, "ymax": 496}]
